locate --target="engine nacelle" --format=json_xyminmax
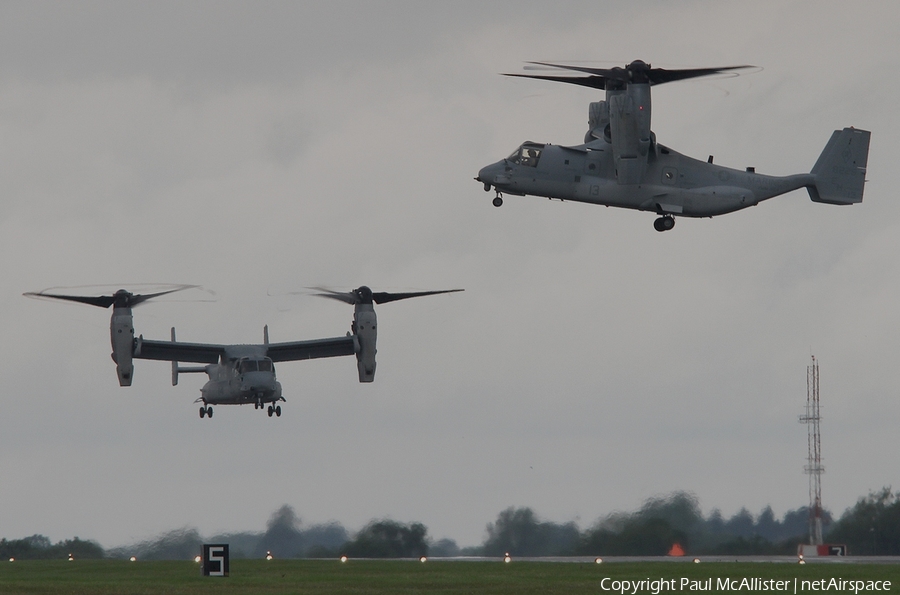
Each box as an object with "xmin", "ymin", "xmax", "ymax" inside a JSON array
[
  {"xmin": 353, "ymin": 304, "xmax": 377, "ymax": 383},
  {"xmin": 110, "ymin": 308, "xmax": 135, "ymax": 386},
  {"xmin": 585, "ymin": 100, "xmax": 610, "ymax": 143},
  {"xmin": 607, "ymin": 84, "xmax": 652, "ymax": 184}
]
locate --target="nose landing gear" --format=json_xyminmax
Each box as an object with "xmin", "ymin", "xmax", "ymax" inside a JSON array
[
  {"xmin": 653, "ymin": 215, "xmax": 675, "ymax": 232},
  {"xmin": 199, "ymin": 405, "xmax": 213, "ymax": 418},
  {"xmin": 492, "ymin": 191, "xmax": 503, "ymax": 208},
  {"xmin": 267, "ymin": 405, "xmax": 282, "ymax": 418}
]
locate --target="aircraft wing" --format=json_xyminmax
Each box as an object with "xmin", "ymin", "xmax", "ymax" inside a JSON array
[
  {"xmin": 134, "ymin": 338, "xmax": 226, "ymax": 364},
  {"xmin": 265, "ymin": 335, "xmax": 358, "ymax": 362}
]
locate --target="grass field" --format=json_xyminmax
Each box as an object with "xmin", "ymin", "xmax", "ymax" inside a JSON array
[{"xmin": 1, "ymin": 559, "xmax": 899, "ymax": 595}]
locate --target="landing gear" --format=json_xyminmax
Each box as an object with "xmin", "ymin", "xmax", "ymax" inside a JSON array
[
  {"xmin": 267, "ymin": 405, "xmax": 282, "ymax": 418},
  {"xmin": 199, "ymin": 405, "xmax": 213, "ymax": 418},
  {"xmin": 492, "ymin": 193, "xmax": 503, "ymax": 207},
  {"xmin": 653, "ymin": 215, "xmax": 675, "ymax": 232}
]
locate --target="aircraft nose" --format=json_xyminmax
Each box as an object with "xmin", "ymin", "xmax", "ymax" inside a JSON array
[
  {"xmin": 476, "ymin": 161, "xmax": 505, "ymax": 189},
  {"xmin": 476, "ymin": 162, "xmax": 496, "ymax": 182},
  {"xmin": 241, "ymin": 371, "xmax": 276, "ymax": 393}
]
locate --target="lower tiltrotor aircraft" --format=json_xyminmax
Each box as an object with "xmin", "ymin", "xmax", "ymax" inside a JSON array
[{"xmin": 25, "ymin": 285, "xmax": 461, "ymax": 418}]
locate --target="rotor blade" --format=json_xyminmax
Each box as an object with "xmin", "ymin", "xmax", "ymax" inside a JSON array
[
  {"xmin": 512, "ymin": 61, "xmax": 755, "ymax": 87},
  {"xmin": 309, "ymin": 288, "xmax": 361, "ymax": 305},
  {"xmin": 23, "ymin": 284, "xmax": 199, "ymax": 309},
  {"xmin": 23, "ymin": 291, "xmax": 116, "ymax": 308},
  {"xmin": 526, "ymin": 61, "xmax": 624, "ymax": 80},
  {"xmin": 129, "ymin": 287, "xmax": 195, "ymax": 306},
  {"xmin": 504, "ymin": 72, "xmax": 611, "ymax": 90},
  {"xmin": 371, "ymin": 289, "xmax": 464, "ymax": 304},
  {"xmin": 646, "ymin": 65, "xmax": 754, "ymax": 85},
  {"xmin": 310, "ymin": 287, "xmax": 464, "ymax": 305}
]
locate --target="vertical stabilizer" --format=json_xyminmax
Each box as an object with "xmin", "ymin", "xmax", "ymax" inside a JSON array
[{"xmin": 808, "ymin": 127, "xmax": 870, "ymax": 205}]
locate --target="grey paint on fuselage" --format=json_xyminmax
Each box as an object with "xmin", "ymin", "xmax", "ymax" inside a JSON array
[
  {"xmin": 479, "ymin": 140, "xmax": 815, "ymax": 218},
  {"xmin": 136, "ymin": 330, "xmax": 358, "ymax": 414},
  {"xmin": 197, "ymin": 346, "xmax": 282, "ymax": 406}
]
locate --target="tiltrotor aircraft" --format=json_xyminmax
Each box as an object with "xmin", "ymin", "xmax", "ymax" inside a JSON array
[
  {"xmin": 476, "ymin": 61, "xmax": 871, "ymax": 231},
  {"xmin": 24, "ymin": 285, "xmax": 462, "ymax": 418}
]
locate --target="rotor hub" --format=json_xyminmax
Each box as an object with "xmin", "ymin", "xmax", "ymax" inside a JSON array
[
  {"xmin": 113, "ymin": 289, "xmax": 135, "ymax": 308},
  {"xmin": 626, "ymin": 60, "xmax": 651, "ymax": 83},
  {"xmin": 354, "ymin": 286, "xmax": 374, "ymax": 304}
]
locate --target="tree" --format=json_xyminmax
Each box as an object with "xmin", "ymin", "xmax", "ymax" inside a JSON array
[
  {"xmin": 780, "ymin": 507, "xmax": 823, "ymax": 542},
  {"xmin": 576, "ymin": 517, "xmax": 687, "ymax": 556},
  {"xmin": 724, "ymin": 508, "xmax": 756, "ymax": 538},
  {"xmin": 636, "ymin": 493, "xmax": 703, "ymax": 534},
  {"xmin": 56, "ymin": 537, "xmax": 105, "ymax": 559},
  {"xmin": 298, "ymin": 522, "xmax": 349, "ymax": 557},
  {"xmin": 828, "ymin": 488, "xmax": 900, "ymax": 555},
  {"xmin": 342, "ymin": 520, "xmax": 428, "ymax": 558},
  {"xmin": 0, "ymin": 535, "xmax": 104, "ymax": 560},
  {"xmin": 128, "ymin": 527, "xmax": 202, "ymax": 561},
  {"xmin": 756, "ymin": 506, "xmax": 778, "ymax": 539},
  {"xmin": 482, "ymin": 507, "xmax": 579, "ymax": 557},
  {"xmin": 256, "ymin": 504, "xmax": 304, "ymax": 557},
  {"xmin": 0, "ymin": 535, "xmax": 50, "ymax": 560}
]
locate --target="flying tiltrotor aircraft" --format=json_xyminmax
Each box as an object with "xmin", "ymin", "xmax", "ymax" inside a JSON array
[
  {"xmin": 476, "ymin": 60, "xmax": 871, "ymax": 231},
  {"xmin": 24, "ymin": 285, "xmax": 462, "ymax": 418}
]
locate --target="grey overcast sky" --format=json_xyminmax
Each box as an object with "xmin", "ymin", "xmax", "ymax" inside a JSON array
[{"xmin": 1, "ymin": 0, "xmax": 897, "ymax": 549}]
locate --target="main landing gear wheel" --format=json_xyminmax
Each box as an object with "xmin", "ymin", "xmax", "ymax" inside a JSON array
[
  {"xmin": 267, "ymin": 405, "xmax": 282, "ymax": 418},
  {"xmin": 199, "ymin": 405, "xmax": 213, "ymax": 418},
  {"xmin": 653, "ymin": 215, "xmax": 675, "ymax": 232}
]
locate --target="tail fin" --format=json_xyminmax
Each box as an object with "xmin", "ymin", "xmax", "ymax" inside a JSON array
[
  {"xmin": 169, "ymin": 327, "xmax": 206, "ymax": 385},
  {"xmin": 807, "ymin": 127, "xmax": 870, "ymax": 205}
]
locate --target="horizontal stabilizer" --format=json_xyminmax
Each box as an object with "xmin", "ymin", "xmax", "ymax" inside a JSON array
[
  {"xmin": 808, "ymin": 127, "xmax": 870, "ymax": 205},
  {"xmin": 172, "ymin": 362, "xmax": 207, "ymax": 386}
]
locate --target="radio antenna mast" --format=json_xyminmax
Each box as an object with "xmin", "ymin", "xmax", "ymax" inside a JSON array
[{"xmin": 799, "ymin": 355, "xmax": 824, "ymax": 545}]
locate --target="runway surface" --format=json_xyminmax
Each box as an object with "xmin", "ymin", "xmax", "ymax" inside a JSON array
[{"xmin": 427, "ymin": 556, "xmax": 900, "ymax": 564}]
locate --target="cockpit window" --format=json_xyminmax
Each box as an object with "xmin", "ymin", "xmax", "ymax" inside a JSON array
[
  {"xmin": 508, "ymin": 143, "xmax": 544, "ymax": 167},
  {"xmin": 238, "ymin": 358, "xmax": 274, "ymax": 374}
]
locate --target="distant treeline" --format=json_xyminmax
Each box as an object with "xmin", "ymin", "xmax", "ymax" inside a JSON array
[
  {"xmin": 0, "ymin": 535, "xmax": 103, "ymax": 560},
  {"xmin": 479, "ymin": 493, "xmax": 820, "ymax": 557},
  {"xmin": 6, "ymin": 488, "xmax": 900, "ymax": 560}
]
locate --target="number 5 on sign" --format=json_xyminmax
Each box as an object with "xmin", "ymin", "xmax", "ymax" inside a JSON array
[{"xmin": 202, "ymin": 544, "xmax": 229, "ymax": 577}]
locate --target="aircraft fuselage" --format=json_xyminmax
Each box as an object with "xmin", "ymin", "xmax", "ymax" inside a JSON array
[
  {"xmin": 478, "ymin": 140, "xmax": 814, "ymax": 218},
  {"xmin": 199, "ymin": 356, "xmax": 283, "ymax": 406}
]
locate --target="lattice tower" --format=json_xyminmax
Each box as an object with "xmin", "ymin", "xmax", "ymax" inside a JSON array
[{"xmin": 799, "ymin": 355, "xmax": 824, "ymax": 545}]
